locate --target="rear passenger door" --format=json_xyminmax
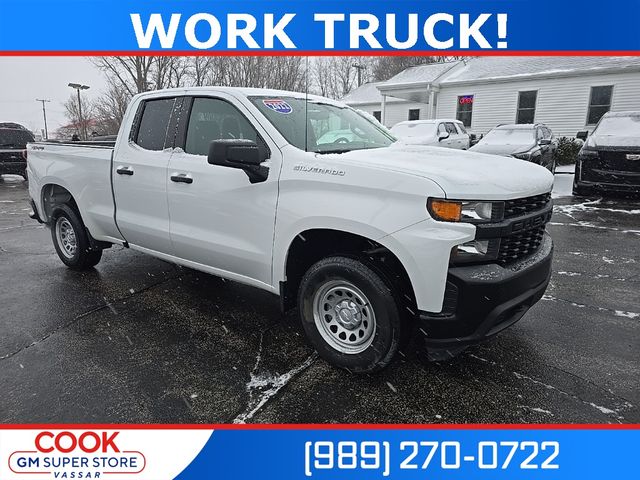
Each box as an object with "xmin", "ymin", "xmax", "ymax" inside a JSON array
[
  {"xmin": 113, "ymin": 96, "xmax": 182, "ymax": 254},
  {"xmin": 166, "ymin": 95, "xmax": 279, "ymax": 287}
]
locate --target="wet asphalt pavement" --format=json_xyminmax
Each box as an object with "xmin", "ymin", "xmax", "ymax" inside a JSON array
[{"xmin": 0, "ymin": 174, "xmax": 638, "ymax": 424}]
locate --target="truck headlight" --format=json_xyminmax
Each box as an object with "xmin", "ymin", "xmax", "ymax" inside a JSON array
[
  {"xmin": 428, "ymin": 199, "xmax": 497, "ymax": 223},
  {"xmin": 512, "ymin": 151, "xmax": 531, "ymax": 160}
]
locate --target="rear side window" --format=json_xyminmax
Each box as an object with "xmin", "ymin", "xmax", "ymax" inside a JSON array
[
  {"xmin": 135, "ymin": 98, "xmax": 176, "ymax": 151},
  {"xmin": 0, "ymin": 129, "xmax": 34, "ymax": 147}
]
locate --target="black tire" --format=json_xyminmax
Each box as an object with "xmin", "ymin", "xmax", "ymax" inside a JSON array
[
  {"xmin": 572, "ymin": 182, "xmax": 593, "ymax": 197},
  {"xmin": 51, "ymin": 204, "xmax": 102, "ymax": 270},
  {"xmin": 298, "ymin": 256, "xmax": 404, "ymax": 373}
]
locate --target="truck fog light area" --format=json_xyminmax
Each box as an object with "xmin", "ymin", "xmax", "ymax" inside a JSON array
[{"xmin": 459, "ymin": 240, "xmax": 490, "ymax": 255}]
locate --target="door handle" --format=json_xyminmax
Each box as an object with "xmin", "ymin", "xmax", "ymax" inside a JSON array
[
  {"xmin": 116, "ymin": 166, "xmax": 134, "ymax": 176},
  {"xmin": 171, "ymin": 173, "xmax": 193, "ymax": 184}
]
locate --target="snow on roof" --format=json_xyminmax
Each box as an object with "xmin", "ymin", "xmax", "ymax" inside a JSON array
[
  {"xmin": 382, "ymin": 61, "xmax": 459, "ymax": 87},
  {"xmin": 439, "ymin": 57, "xmax": 640, "ymax": 84},
  {"xmin": 340, "ymin": 82, "xmax": 405, "ymax": 105}
]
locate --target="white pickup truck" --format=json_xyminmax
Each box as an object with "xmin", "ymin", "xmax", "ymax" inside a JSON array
[{"xmin": 27, "ymin": 87, "xmax": 554, "ymax": 372}]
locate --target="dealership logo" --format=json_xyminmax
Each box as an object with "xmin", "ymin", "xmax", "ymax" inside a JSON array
[
  {"xmin": 262, "ymin": 99, "xmax": 292, "ymax": 114},
  {"xmin": 626, "ymin": 154, "xmax": 640, "ymax": 160},
  {"xmin": 8, "ymin": 430, "xmax": 146, "ymax": 478}
]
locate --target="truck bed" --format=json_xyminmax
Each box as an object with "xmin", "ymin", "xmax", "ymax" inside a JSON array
[{"xmin": 27, "ymin": 140, "xmax": 123, "ymax": 243}]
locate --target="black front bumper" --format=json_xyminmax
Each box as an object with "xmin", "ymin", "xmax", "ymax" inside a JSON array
[{"xmin": 417, "ymin": 234, "xmax": 553, "ymax": 356}]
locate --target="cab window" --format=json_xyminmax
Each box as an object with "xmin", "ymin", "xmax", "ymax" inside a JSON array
[
  {"xmin": 445, "ymin": 122, "xmax": 458, "ymax": 135},
  {"xmin": 134, "ymin": 98, "xmax": 176, "ymax": 151},
  {"xmin": 185, "ymin": 98, "xmax": 259, "ymax": 156}
]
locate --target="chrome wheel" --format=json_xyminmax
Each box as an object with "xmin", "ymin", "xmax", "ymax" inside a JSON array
[
  {"xmin": 312, "ymin": 280, "xmax": 376, "ymax": 354},
  {"xmin": 55, "ymin": 217, "xmax": 77, "ymax": 259}
]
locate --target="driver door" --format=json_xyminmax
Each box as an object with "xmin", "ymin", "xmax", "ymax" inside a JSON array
[{"xmin": 167, "ymin": 95, "xmax": 279, "ymax": 287}]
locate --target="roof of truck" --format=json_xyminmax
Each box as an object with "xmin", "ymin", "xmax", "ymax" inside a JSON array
[{"xmin": 136, "ymin": 87, "xmax": 345, "ymax": 107}]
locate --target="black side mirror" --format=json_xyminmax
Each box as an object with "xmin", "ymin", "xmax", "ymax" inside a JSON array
[
  {"xmin": 208, "ymin": 139, "xmax": 268, "ymax": 183},
  {"xmin": 438, "ymin": 131, "xmax": 450, "ymax": 141},
  {"xmin": 539, "ymin": 138, "xmax": 551, "ymax": 146},
  {"xmin": 576, "ymin": 130, "xmax": 589, "ymax": 141}
]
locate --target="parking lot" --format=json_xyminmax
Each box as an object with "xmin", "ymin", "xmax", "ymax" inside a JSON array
[{"xmin": 0, "ymin": 173, "xmax": 638, "ymax": 424}]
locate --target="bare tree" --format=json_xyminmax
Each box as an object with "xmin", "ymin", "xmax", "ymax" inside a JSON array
[
  {"xmin": 63, "ymin": 93, "xmax": 96, "ymax": 138},
  {"xmin": 372, "ymin": 56, "xmax": 439, "ymax": 81},
  {"xmin": 91, "ymin": 57, "xmax": 155, "ymax": 95},
  {"xmin": 93, "ymin": 78, "xmax": 131, "ymax": 135}
]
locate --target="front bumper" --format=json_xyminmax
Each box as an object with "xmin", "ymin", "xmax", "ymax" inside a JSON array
[
  {"xmin": 0, "ymin": 161, "xmax": 27, "ymax": 175},
  {"xmin": 417, "ymin": 233, "xmax": 553, "ymax": 358}
]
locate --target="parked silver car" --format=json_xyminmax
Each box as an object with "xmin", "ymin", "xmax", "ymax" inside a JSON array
[{"xmin": 391, "ymin": 119, "xmax": 471, "ymax": 150}]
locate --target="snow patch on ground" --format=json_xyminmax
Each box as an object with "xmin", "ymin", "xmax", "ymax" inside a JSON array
[{"xmin": 234, "ymin": 333, "xmax": 316, "ymax": 424}]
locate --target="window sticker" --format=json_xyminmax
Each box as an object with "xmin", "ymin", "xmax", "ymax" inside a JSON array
[{"xmin": 263, "ymin": 99, "xmax": 293, "ymax": 114}]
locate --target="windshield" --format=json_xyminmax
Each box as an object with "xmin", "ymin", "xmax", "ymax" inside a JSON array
[
  {"xmin": 594, "ymin": 114, "xmax": 640, "ymax": 136},
  {"xmin": 0, "ymin": 129, "xmax": 34, "ymax": 147},
  {"xmin": 250, "ymin": 96, "xmax": 395, "ymax": 153},
  {"xmin": 479, "ymin": 128, "xmax": 535, "ymax": 145},
  {"xmin": 391, "ymin": 123, "xmax": 437, "ymax": 138}
]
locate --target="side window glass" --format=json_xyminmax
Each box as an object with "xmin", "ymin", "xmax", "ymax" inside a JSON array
[
  {"xmin": 135, "ymin": 98, "xmax": 176, "ymax": 151},
  {"xmin": 457, "ymin": 123, "xmax": 468, "ymax": 134},
  {"xmin": 445, "ymin": 122, "xmax": 457, "ymax": 134},
  {"xmin": 438, "ymin": 123, "xmax": 447, "ymax": 134},
  {"xmin": 186, "ymin": 98, "xmax": 259, "ymax": 156},
  {"xmin": 536, "ymin": 128, "xmax": 544, "ymax": 141}
]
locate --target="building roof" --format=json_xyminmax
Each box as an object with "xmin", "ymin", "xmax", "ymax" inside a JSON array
[
  {"xmin": 439, "ymin": 56, "xmax": 640, "ymax": 84},
  {"xmin": 381, "ymin": 61, "xmax": 459, "ymax": 88},
  {"xmin": 340, "ymin": 82, "xmax": 406, "ymax": 105}
]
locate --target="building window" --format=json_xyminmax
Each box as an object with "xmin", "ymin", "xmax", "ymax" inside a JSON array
[
  {"xmin": 517, "ymin": 91, "xmax": 537, "ymax": 124},
  {"xmin": 456, "ymin": 95, "xmax": 474, "ymax": 127},
  {"xmin": 588, "ymin": 85, "xmax": 613, "ymax": 125},
  {"xmin": 373, "ymin": 111, "xmax": 381, "ymax": 122},
  {"xmin": 408, "ymin": 109, "xmax": 420, "ymax": 121}
]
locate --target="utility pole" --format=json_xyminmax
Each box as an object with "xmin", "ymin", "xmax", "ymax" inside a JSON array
[
  {"xmin": 352, "ymin": 63, "xmax": 366, "ymax": 87},
  {"xmin": 35, "ymin": 99, "xmax": 51, "ymax": 140},
  {"xmin": 68, "ymin": 83, "xmax": 90, "ymax": 140}
]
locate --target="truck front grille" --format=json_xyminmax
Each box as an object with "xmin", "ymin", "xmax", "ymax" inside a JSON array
[
  {"xmin": 503, "ymin": 193, "xmax": 551, "ymax": 219},
  {"xmin": 497, "ymin": 226, "xmax": 546, "ymax": 265}
]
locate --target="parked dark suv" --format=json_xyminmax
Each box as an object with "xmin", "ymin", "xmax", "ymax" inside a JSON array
[
  {"xmin": 470, "ymin": 123, "xmax": 557, "ymax": 173},
  {"xmin": 0, "ymin": 124, "xmax": 34, "ymax": 179},
  {"xmin": 574, "ymin": 111, "xmax": 640, "ymax": 196}
]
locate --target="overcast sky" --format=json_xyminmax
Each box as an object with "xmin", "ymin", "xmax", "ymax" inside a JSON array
[{"xmin": 0, "ymin": 57, "xmax": 106, "ymax": 136}]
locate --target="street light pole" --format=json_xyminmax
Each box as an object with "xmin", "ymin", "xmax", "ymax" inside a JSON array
[
  {"xmin": 35, "ymin": 99, "xmax": 51, "ymax": 140},
  {"xmin": 68, "ymin": 83, "xmax": 90, "ymax": 140}
]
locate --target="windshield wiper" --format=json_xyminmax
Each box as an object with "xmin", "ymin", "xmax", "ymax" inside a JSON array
[{"xmin": 315, "ymin": 149, "xmax": 354, "ymax": 154}]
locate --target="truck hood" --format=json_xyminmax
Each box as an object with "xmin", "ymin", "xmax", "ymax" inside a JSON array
[
  {"xmin": 590, "ymin": 135, "xmax": 640, "ymax": 149},
  {"xmin": 323, "ymin": 143, "xmax": 553, "ymax": 200},
  {"xmin": 469, "ymin": 142, "xmax": 536, "ymax": 156}
]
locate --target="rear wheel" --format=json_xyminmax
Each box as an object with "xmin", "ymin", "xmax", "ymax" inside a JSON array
[
  {"xmin": 298, "ymin": 256, "xmax": 404, "ymax": 373},
  {"xmin": 51, "ymin": 205, "xmax": 102, "ymax": 270},
  {"xmin": 572, "ymin": 182, "xmax": 593, "ymax": 197}
]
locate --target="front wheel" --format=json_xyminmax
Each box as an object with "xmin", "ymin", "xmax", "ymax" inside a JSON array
[
  {"xmin": 298, "ymin": 256, "xmax": 404, "ymax": 373},
  {"xmin": 51, "ymin": 205, "xmax": 102, "ymax": 270}
]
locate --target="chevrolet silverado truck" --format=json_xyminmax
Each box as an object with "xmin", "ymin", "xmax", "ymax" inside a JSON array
[{"xmin": 27, "ymin": 87, "xmax": 554, "ymax": 372}]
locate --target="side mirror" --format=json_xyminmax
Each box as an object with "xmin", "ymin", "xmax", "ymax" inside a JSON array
[
  {"xmin": 438, "ymin": 131, "xmax": 450, "ymax": 141},
  {"xmin": 539, "ymin": 138, "xmax": 551, "ymax": 146},
  {"xmin": 576, "ymin": 130, "xmax": 589, "ymax": 141},
  {"xmin": 208, "ymin": 139, "xmax": 268, "ymax": 183}
]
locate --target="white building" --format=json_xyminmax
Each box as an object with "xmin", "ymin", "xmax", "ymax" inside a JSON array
[{"xmin": 343, "ymin": 57, "xmax": 640, "ymax": 137}]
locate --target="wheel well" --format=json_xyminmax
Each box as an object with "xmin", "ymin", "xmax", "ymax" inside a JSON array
[
  {"xmin": 41, "ymin": 184, "xmax": 78, "ymax": 222},
  {"xmin": 282, "ymin": 229, "xmax": 416, "ymax": 312}
]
